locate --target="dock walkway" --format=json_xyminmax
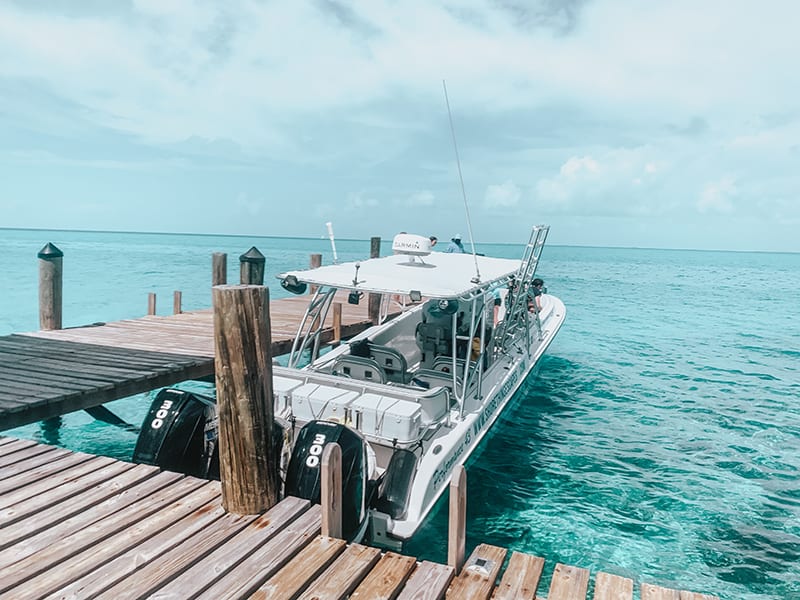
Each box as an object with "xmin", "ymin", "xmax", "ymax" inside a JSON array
[
  {"xmin": 0, "ymin": 437, "xmax": 718, "ymax": 600},
  {"xmin": 0, "ymin": 293, "xmax": 381, "ymax": 432}
]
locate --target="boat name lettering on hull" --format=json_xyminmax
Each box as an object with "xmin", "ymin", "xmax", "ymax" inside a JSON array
[{"xmin": 430, "ymin": 359, "xmax": 527, "ymax": 491}]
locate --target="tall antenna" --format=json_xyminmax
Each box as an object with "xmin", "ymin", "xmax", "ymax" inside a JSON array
[{"xmin": 442, "ymin": 79, "xmax": 481, "ymax": 283}]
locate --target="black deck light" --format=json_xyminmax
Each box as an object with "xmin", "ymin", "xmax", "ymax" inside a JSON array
[
  {"xmin": 348, "ymin": 263, "xmax": 363, "ymax": 304},
  {"xmin": 409, "ymin": 290, "xmax": 422, "ymax": 302},
  {"xmin": 280, "ymin": 275, "xmax": 307, "ymax": 295}
]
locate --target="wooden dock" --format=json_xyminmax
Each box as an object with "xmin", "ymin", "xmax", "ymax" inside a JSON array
[
  {"xmin": 0, "ymin": 437, "xmax": 718, "ymax": 600},
  {"xmin": 0, "ymin": 293, "xmax": 384, "ymax": 432}
]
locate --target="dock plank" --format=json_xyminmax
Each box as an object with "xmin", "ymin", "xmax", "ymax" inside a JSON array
[
  {"xmin": 350, "ymin": 551, "xmax": 418, "ymax": 600},
  {"xmin": 0, "ymin": 476, "xmax": 210, "ymax": 596},
  {"xmin": 0, "ymin": 465, "xmax": 175, "ymax": 557},
  {"xmin": 10, "ymin": 486, "xmax": 222, "ymax": 600},
  {"xmin": 45, "ymin": 497, "xmax": 227, "ymax": 600},
  {"xmin": 446, "ymin": 544, "xmax": 507, "ymax": 600},
  {"xmin": 397, "ymin": 560, "xmax": 455, "ymax": 600},
  {"xmin": 145, "ymin": 497, "xmax": 313, "ymax": 599},
  {"xmin": 251, "ymin": 535, "xmax": 347, "ymax": 599},
  {"xmin": 641, "ymin": 584, "xmax": 681, "ymax": 599},
  {"xmin": 593, "ymin": 572, "xmax": 633, "ymax": 599},
  {"xmin": 547, "ymin": 563, "xmax": 590, "ymax": 600},
  {"xmin": 492, "ymin": 550, "xmax": 544, "ymax": 600},
  {"xmin": 298, "ymin": 542, "xmax": 382, "ymax": 600},
  {"xmin": 196, "ymin": 503, "xmax": 322, "ymax": 600}
]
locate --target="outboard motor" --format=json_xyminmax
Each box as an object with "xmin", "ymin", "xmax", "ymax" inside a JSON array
[
  {"xmin": 285, "ymin": 420, "xmax": 370, "ymax": 542},
  {"xmin": 133, "ymin": 388, "xmax": 219, "ymax": 479},
  {"xmin": 374, "ymin": 448, "xmax": 418, "ymax": 519}
]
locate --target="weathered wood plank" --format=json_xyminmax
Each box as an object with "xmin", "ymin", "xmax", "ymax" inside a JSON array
[
  {"xmin": 250, "ymin": 535, "xmax": 347, "ymax": 599},
  {"xmin": 109, "ymin": 496, "xmax": 310, "ymax": 599},
  {"xmin": 350, "ymin": 551, "xmax": 418, "ymax": 600},
  {"xmin": 446, "ymin": 544, "xmax": 506, "ymax": 600},
  {"xmin": 493, "ymin": 551, "xmax": 544, "ymax": 600},
  {"xmin": 0, "ymin": 465, "xmax": 173, "ymax": 555},
  {"xmin": 0, "ymin": 453, "xmax": 110, "ymax": 502},
  {"xmin": 396, "ymin": 560, "xmax": 455, "ymax": 600},
  {"xmin": 191, "ymin": 503, "xmax": 322, "ymax": 600},
  {"xmin": 641, "ymin": 584, "xmax": 680, "ymax": 600},
  {"xmin": 0, "ymin": 459, "xmax": 135, "ymax": 530},
  {"xmin": 546, "ymin": 563, "xmax": 590, "ymax": 600},
  {"xmin": 298, "ymin": 543, "xmax": 382, "ymax": 600},
  {"xmin": 593, "ymin": 572, "xmax": 633, "ymax": 600},
  {"xmin": 9, "ymin": 486, "xmax": 222, "ymax": 600},
  {"xmin": 0, "ymin": 475, "xmax": 211, "ymax": 595},
  {"xmin": 41, "ymin": 495, "xmax": 225, "ymax": 599}
]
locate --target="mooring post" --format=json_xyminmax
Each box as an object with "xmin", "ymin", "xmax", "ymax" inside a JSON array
[
  {"xmin": 147, "ymin": 293, "xmax": 156, "ymax": 316},
  {"xmin": 37, "ymin": 243, "xmax": 63, "ymax": 330},
  {"xmin": 321, "ymin": 442, "xmax": 343, "ymax": 539},
  {"xmin": 332, "ymin": 302, "xmax": 342, "ymax": 344},
  {"xmin": 448, "ymin": 464, "xmax": 467, "ymax": 574},
  {"xmin": 213, "ymin": 284, "xmax": 279, "ymax": 513},
  {"xmin": 212, "ymin": 252, "xmax": 227, "ymax": 286},
  {"xmin": 368, "ymin": 236, "xmax": 381, "ymax": 324},
  {"xmin": 239, "ymin": 247, "xmax": 265, "ymax": 285},
  {"xmin": 173, "ymin": 291, "xmax": 182, "ymax": 315},
  {"xmin": 309, "ymin": 253, "xmax": 322, "ymax": 294}
]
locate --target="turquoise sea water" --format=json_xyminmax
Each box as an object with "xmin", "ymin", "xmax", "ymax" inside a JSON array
[{"xmin": 2, "ymin": 229, "xmax": 798, "ymax": 599}]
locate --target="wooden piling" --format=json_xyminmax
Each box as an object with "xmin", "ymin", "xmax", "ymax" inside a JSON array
[
  {"xmin": 448, "ymin": 465, "xmax": 467, "ymax": 574},
  {"xmin": 212, "ymin": 284, "xmax": 279, "ymax": 514},
  {"xmin": 309, "ymin": 253, "xmax": 322, "ymax": 294},
  {"xmin": 332, "ymin": 302, "xmax": 342, "ymax": 344},
  {"xmin": 368, "ymin": 236, "xmax": 381, "ymax": 324},
  {"xmin": 148, "ymin": 293, "xmax": 156, "ymax": 316},
  {"xmin": 239, "ymin": 247, "xmax": 265, "ymax": 285},
  {"xmin": 321, "ymin": 442, "xmax": 342, "ymax": 539},
  {"xmin": 37, "ymin": 243, "xmax": 63, "ymax": 331},
  {"xmin": 212, "ymin": 252, "xmax": 227, "ymax": 286},
  {"xmin": 173, "ymin": 291, "xmax": 182, "ymax": 315}
]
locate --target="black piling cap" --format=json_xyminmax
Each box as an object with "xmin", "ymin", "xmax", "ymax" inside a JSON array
[
  {"xmin": 37, "ymin": 242, "xmax": 64, "ymax": 259},
  {"xmin": 239, "ymin": 246, "xmax": 265, "ymax": 264}
]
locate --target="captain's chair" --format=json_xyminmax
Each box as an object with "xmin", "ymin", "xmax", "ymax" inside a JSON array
[{"xmin": 331, "ymin": 355, "xmax": 387, "ymax": 384}]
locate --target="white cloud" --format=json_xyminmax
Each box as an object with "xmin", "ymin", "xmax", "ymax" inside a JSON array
[
  {"xmin": 698, "ymin": 177, "xmax": 736, "ymax": 214},
  {"xmin": 484, "ymin": 180, "xmax": 521, "ymax": 209},
  {"xmin": 407, "ymin": 190, "xmax": 435, "ymax": 206}
]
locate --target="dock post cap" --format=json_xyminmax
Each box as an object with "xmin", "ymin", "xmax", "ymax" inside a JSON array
[
  {"xmin": 239, "ymin": 246, "xmax": 265, "ymax": 263},
  {"xmin": 37, "ymin": 242, "xmax": 64, "ymax": 259}
]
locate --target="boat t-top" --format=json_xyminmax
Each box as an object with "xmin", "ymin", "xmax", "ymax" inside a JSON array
[{"xmin": 134, "ymin": 225, "xmax": 565, "ymax": 549}]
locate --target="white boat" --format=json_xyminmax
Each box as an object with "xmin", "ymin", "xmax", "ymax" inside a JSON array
[
  {"xmin": 134, "ymin": 225, "xmax": 565, "ymax": 549},
  {"xmin": 278, "ymin": 225, "xmax": 564, "ymax": 546}
]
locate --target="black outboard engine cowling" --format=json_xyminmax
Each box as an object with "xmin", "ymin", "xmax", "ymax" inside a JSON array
[
  {"xmin": 285, "ymin": 420, "xmax": 369, "ymax": 542},
  {"xmin": 133, "ymin": 388, "xmax": 219, "ymax": 479}
]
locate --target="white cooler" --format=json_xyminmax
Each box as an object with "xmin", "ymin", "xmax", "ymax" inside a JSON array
[
  {"xmin": 272, "ymin": 375, "xmax": 304, "ymax": 414},
  {"xmin": 351, "ymin": 393, "xmax": 422, "ymax": 443},
  {"xmin": 292, "ymin": 383, "xmax": 359, "ymax": 422}
]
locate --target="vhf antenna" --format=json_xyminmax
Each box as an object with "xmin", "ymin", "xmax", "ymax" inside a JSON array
[{"xmin": 442, "ymin": 79, "xmax": 481, "ymax": 284}]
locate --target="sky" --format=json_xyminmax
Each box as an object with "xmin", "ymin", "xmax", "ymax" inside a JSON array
[{"xmin": 1, "ymin": 0, "xmax": 798, "ymax": 252}]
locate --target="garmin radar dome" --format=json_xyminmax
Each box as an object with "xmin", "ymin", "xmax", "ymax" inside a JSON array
[{"xmin": 392, "ymin": 233, "xmax": 432, "ymax": 256}]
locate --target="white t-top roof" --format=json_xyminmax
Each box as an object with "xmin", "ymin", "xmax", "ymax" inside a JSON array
[{"xmin": 279, "ymin": 252, "xmax": 521, "ymax": 298}]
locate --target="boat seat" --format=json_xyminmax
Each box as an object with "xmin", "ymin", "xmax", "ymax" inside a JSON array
[
  {"xmin": 415, "ymin": 322, "xmax": 451, "ymax": 357},
  {"xmin": 368, "ymin": 344, "xmax": 409, "ymax": 384},
  {"xmin": 415, "ymin": 386, "xmax": 450, "ymax": 425},
  {"xmin": 331, "ymin": 355, "xmax": 387, "ymax": 384},
  {"xmin": 431, "ymin": 356, "xmax": 468, "ymax": 375},
  {"xmin": 411, "ymin": 368, "xmax": 462, "ymax": 396}
]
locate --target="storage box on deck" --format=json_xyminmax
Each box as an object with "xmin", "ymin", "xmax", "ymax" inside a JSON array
[
  {"xmin": 352, "ymin": 393, "xmax": 422, "ymax": 442},
  {"xmin": 291, "ymin": 383, "xmax": 358, "ymax": 422},
  {"xmin": 273, "ymin": 375, "xmax": 304, "ymax": 414}
]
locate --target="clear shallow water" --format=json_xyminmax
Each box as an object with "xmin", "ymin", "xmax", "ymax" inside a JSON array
[{"xmin": 2, "ymin": 229, "xmax": 798, "ymax": 599}]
